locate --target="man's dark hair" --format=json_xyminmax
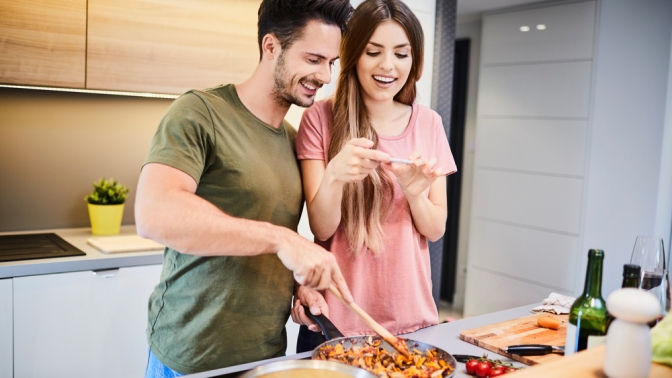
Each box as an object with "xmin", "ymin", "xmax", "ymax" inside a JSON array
[{"xmin": 257, "ymin": 0, "xmax": 353, "ymax": 59}]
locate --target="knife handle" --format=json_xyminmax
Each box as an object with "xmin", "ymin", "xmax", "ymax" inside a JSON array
[{"xmin": 506, "ymin": 344, "xmax": 554, "ymax": 355}]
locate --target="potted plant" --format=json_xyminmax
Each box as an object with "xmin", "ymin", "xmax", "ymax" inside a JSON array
[{"xmin": 85, "ymin": 178, "xmax": 130, "ymax": 235}]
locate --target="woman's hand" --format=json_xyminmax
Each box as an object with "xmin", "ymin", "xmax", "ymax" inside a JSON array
[
  {"xmin": 383, "ymin": 151, "xmax": 445, "ymax": 199},
  {"xmin": 325, "ymin": 138, "xmax": 391, "ymax": 184}
]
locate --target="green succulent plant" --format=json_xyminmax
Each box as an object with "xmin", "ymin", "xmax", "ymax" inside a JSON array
[{"xmin": 85, "ymin": 178, "xmax": 130, "ymax": 205}]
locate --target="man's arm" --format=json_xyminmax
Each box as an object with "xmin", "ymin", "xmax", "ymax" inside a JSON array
[{"xmin": 135, "ymin": 162, "xmax": 353, "ymax": 300}]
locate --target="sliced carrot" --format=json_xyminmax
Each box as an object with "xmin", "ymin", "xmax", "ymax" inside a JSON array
[{"xmin": 537, "ymin": 316, "xmax": 562, "ymax": 330}]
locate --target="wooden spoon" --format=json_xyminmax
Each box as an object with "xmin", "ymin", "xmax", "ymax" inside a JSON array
[{"xmin": 328, "ymin": 284, "xmax": 411, "ymax": 358}]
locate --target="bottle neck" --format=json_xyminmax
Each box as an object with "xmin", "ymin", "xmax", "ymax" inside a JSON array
[{"xmin": 583, "ymin": 254, "xmax": 604, "ymax": 297}]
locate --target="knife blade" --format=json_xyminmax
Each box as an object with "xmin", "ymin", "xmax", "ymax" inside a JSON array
[{"xmin": 505, "ymin": 344, "xmax": 565, "ymax": 355}]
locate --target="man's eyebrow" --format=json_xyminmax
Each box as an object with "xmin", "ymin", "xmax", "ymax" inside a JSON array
[
  {"xmin": 305, "ymin": 52, "xmax": 334, "ymax": 60},
  {"xmin": 368, "ymin": 41, "xmax": 410, "ymax": 49}
]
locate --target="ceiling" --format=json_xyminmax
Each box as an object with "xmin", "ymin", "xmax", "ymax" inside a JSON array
[{"xmin": 457, "ymin": 0, "xmax": 556, "ymax": 20}]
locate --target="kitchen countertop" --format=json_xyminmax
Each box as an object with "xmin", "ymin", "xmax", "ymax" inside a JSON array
[
  {"xmin": 0, "ymin": 225, "xmax": 164, "ymax": 279},
  {"xmin": 184, "ymin": 304, "xmax": 536, "ymax": 378}
]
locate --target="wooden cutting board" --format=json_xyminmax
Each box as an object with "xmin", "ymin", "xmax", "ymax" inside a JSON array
[{"xmin": 459, "ymin": 313, "xmax": 568, "ymax": 365}]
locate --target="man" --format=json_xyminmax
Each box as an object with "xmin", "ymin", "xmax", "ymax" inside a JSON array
[{"xmin": 135, "ymin": 0, "xmax": 354, "ymax": 375}]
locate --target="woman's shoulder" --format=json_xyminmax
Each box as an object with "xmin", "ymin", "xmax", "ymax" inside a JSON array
[{"xmin": 302, "ymin": 97, "xmax": 334, "ymax": 125}]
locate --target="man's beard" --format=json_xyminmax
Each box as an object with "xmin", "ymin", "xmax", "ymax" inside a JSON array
[{"xmin": 272, "ymin": 51, "xmax": 320, "ymax": 108}]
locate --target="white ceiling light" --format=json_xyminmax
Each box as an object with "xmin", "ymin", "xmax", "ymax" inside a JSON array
[
  {"xmin": 520, "ymin": 25, "xmax": 530, "ymax": 32},
  {"xmin": 536, "ymin": 24, "xmax": 547, "ymax": 30}
]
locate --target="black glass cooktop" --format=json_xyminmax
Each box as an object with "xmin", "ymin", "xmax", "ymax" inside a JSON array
[{"xmin": 0, "ymin": 233, "xmax": 86, "ymax": 262}]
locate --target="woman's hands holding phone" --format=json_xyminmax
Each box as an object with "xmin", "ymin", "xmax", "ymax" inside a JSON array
[
  {"xmin": 383, "ymin": 151, "xmax": 445, "ymax": 199},
  {"xmin": 326, "ymin": 138, "xmax": 391, "ymax": 184}
]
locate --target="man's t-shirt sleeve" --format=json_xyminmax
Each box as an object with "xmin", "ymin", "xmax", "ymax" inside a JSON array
[{"xmin": 144, "ymin": 93, "xmax": 214, "ymax": 183}]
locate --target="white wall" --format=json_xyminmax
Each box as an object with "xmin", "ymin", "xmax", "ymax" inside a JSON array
[{"xmin": 578, "ymin": 0, "xmax": 672, "ymax": 296}]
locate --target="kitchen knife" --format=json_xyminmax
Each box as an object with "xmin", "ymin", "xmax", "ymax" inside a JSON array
[
  {"xmin": 505, "ymin": 344, "xmax": 565, "ymax": 355},
  {"xmin": 452, "ymin": 354, "xmax": 483, "ymax": 363}
]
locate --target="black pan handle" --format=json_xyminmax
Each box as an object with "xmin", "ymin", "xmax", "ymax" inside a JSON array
[
  {"xmin": 301, "ymin": 305, "xmax": 344, "ymax": 340},
  {"xmin": 505, "ymin": 344, "xmax": 553, "ymax": 355}
]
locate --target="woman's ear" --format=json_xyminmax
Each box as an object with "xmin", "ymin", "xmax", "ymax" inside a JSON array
[{"xmin": 261, "ymin": 33, "xmax": 281, "ymax": 61}]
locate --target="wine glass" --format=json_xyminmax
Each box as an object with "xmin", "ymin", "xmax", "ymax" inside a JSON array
[{"xmin": 629, "ymin": 236, "xmax": 669, "ymax": 318}]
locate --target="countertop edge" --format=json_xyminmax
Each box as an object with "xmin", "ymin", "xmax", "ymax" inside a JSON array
[{"xmin": 0, "ymin": 225, "xmax": 164, "ymax": 278}]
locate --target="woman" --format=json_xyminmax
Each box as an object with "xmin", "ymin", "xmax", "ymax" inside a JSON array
[{"xmin": 292, "ymin": 0, "xmax": 457, "ymax": 352}]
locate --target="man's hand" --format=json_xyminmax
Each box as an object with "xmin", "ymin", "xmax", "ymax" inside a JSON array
[
  {"xmin": 275, "ymin": 230, "xmax": 353, "ymax": 303},
  {"xmin": 291, "ymin": 285, "xmax": 328, "ymax": 332}
]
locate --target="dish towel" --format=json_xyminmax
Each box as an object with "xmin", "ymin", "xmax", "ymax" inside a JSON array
[{"xmin": 531, "ymin": 292, "xmax": 576, "ymax": 315}]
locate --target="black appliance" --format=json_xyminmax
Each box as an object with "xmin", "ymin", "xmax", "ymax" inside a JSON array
[{"xmin": 0, "ymin": 233, "xmax": 86, "ymax": 262}]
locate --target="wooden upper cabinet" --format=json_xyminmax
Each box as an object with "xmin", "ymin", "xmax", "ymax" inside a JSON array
[
  {"xmin": 0, "ymin": 0, "xmax": 87, "ymax": 88},
  {"xmin": 87, "ymin": 0, "xmax": 261, "ymax": 94}
]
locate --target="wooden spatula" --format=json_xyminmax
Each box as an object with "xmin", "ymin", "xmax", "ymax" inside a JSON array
[{"xmin": 328, "ymin": 284, "xmax": 411, "ymax": 358}]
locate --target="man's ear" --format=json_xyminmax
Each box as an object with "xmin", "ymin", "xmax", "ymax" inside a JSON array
[{"xmin": 261, "ymin": 34, "xmax": 281, "ymax": 60}]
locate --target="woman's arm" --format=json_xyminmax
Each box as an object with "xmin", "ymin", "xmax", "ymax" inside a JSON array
[
  {"xmin": 384, "ymin": 153, "xmax": 448, "ymax": 241},
  {"xmin": 301, "ymin": 138, "xmax": 391, "ymax": 241}
]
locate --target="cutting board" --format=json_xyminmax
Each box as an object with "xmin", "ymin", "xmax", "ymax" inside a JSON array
[
  {"xmin": 459, "ymin": 313, "xmax": 568, "ymax": 366},
  {"xmin": 87, "ymin": 235, "xmax": 164, "ymax": 254}
]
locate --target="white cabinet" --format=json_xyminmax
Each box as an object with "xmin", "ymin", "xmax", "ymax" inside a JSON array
[
  {"xmin": 13, "ymin": 264, "xmax": 162, "ymax": 378},
  {"xmin": 0, "ymin": 279, "xmax": 12, "ymax": 378}
]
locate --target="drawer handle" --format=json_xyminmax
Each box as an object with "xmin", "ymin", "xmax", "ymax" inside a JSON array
[{"xmin": 92, "ymin": 268, "xmax": 119, "ymax": 278}]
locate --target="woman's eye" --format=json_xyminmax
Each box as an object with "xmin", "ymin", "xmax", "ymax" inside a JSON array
[
  {"xmin": 396, "ymin": 53, "xmax": 409, "ymax": 59},
  {"xmin": 308, "ymin": 59, "xmax": 319, "ymax": 64},
  {"xmin": 366, "ymin": 52, "xmax": 380, "ymax": 57}
]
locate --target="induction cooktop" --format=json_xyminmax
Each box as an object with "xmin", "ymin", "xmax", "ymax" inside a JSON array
[{"xmin": 0, "ymin": 233, "xmax": 86, "ymax": 262}]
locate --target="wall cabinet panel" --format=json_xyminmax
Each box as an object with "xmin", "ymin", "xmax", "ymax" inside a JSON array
[
  {"xmin": 0, "ymin": 0, "xmax": 86, "ymax": 87},
  {"xmin": 469, "ymin": 219, "xmax": 580, "ymax": 291},
  {"xmin": 472, "ymin": 170, "xmax": 583, "ymax": 235},
  {"xmin": 87, "ymin": 0, "xmax": 261, "ymax": 94},
  {"xmin": 482, "ymin": 1, "xmax": 596, "ymax": 65},
  {"xmin": 478, "ymin": 61, "xmax": 593, "ymax": 118},
  {"xmin": 476, "ymin": 118, "xmax": 587, "ymax": 176},
  {"xmin": 13, "ymin": 265, "xmax": 162, "ymax": 378},
  {"xmin": 464, "ymin": 268, "xmax": 572, "ymax": 317}
]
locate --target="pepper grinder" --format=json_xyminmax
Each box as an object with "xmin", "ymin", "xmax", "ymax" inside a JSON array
[{"xmin": 604, "ymin": 288, "xmax": 661, "ymax": 378}]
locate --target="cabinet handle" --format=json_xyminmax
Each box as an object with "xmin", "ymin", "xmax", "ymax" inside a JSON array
[{"xmin": 92, "ymin": 268, "xmax": 119, "ymax": 278}]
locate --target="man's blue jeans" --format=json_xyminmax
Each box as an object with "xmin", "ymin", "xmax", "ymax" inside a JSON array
[{"xmin": 145, "ymin": 350, "xmax": 184, "ymax": 378}]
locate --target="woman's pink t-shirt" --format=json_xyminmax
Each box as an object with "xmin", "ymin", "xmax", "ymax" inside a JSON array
[{"xmin": 296, "ymin": 98, "xmax": 457, "ymax": 336}]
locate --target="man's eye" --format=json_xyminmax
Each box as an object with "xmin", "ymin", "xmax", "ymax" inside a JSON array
[{"xmin": 366, "ymin": 52, "xmax": 380, "ymax": 57}]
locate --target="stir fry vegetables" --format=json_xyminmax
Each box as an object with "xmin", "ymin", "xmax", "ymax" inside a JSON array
[{"xmin": 315, "ymin": 336, "xmax": 453, "ymax": 378}]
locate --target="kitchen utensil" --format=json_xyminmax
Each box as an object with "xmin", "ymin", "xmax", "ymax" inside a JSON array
[
  {"xmin": 327, "ymin": 284, "xmax": 411, "ymax": 357},
  {"xmin": 389, "ymin": 157, "xmax": 414, "ymax": 164},
  {"xmin": 630, "ymin": 236, "xmax": 670, "ymax": 316},
  {"xmin": 304, "ymin": 305, "xmax": 457, "ymax": 377},
  {"xmin": 239, "ymin": 359, "xmax": 377, "ymax": 378},
  {"xmin": 505, "ymin": 344, "xmax": 565, "ymax": 356},
  {"xmin": 460, "ymin": 313, "xmax": 567, "ymax": 365}
]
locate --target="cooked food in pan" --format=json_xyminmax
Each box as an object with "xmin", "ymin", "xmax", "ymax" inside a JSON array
[{"xmin": 315, "ymin": 336, "xmax": 453, "ymax": 378}]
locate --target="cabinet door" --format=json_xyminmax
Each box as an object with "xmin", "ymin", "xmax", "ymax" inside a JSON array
[
  {"xmin": 87, "ymin": 0, "xmax": 261, "ymax": 94},
  {"xmin": 0, "ymin": 0, "xmax": 86, "ymax": 87},
  {"xmin": 0, "ymin": 279, "xmax": 12, "ymax": 378},
  {"xmin": 13, "ymin": 264, "xmax": 162, "ymax": 378}
]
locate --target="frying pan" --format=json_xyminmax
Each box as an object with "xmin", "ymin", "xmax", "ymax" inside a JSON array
[{"xmin": 303, "ymin": 306, "xmax": 457, "ymax": 377}]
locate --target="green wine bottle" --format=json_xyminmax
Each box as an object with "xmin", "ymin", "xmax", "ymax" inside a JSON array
[
  {"xmin": 565, "ymin": 249, "xmax": 609, "ymax": 355},
  {"xmin": 621, "ymin": 264, "xmax": 641, "ymax": 288}
]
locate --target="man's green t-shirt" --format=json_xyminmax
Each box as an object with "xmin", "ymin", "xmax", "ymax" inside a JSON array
[{"xmin": 144, "ymin": 84, "xmax": 302, "ymax": 374}]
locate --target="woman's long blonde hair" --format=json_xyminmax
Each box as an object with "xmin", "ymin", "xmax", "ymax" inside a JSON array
[{"xmin": 329, "ymin": 0, "xmax": 424, "ymax": 256}]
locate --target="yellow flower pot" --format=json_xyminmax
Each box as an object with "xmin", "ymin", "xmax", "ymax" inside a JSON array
[{"xmin": 88, "ymin": 203, "xmax": 125, "ymax": 235}]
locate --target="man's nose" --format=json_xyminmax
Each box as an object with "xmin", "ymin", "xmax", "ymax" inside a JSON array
[{"xmin": 315, "ymin": 62, "xmax": 332, "ymax": 84}]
